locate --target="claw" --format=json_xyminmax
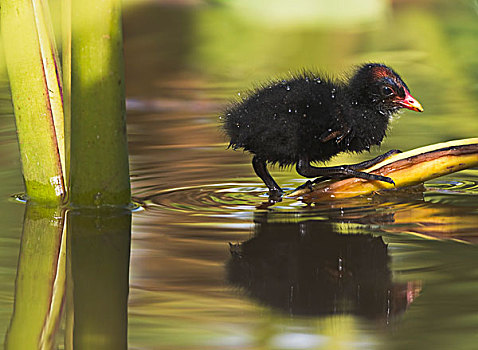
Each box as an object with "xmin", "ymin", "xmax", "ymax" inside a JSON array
[
  {"xmin": 383, "ymin": 176, "xmax": 395, "ymax": 186},
  {"xmin": 367, "ymin": 173, "xmax": 395, "ymax": 185},
  {"xmin": 374, "ymin": 175, "xmax": 395, "ymax": 185}
]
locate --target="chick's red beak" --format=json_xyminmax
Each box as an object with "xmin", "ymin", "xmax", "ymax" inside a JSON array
[{"xmin": 396, "ymin": 91, "xmax": 424, "ymax": 112}]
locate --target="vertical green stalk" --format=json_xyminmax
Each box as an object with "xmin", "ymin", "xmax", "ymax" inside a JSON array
[
  {"xmin": 1, "ymin": 0, "xmax": 66, "ymax": 203},
  {"xmin": 69, "ymin": 0, "xmax": 131, "ymax": 207},
  {"xmin": 62, "ymin": 0, "xmax": 72, "ymax": 188}
]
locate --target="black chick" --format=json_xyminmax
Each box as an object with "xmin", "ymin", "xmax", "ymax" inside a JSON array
[{"xmin": 222, "ymin": 63, "xmax": 423, "ymax": 197}]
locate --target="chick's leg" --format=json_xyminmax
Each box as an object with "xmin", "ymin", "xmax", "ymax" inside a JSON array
[
  {"xmin": 346, "ymin": 149, "xmax": 402, "ymax": 170},
  {"xmin": 296, "ymin": 159, "xmax": 395, "ymax": 185},
  {"xmin": 252, "ymin": 156, "xmax": 283, "ymax": 196}
]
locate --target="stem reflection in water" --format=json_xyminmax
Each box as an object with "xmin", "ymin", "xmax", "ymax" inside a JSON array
[{"xmin": 5, "ymin": 205, "xmax": 131, "ymax": 349}]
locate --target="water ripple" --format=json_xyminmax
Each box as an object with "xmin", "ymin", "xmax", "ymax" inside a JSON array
[
  {"xmin": 134, "ymin": 178, "xmax": 478, "ymax": 222},
  {"xmin": 134, "ymin": 182, "xmax": 400, "ymax": 224},
  {"xmin": 137, "ymin": 183, "xmax": 307, "ymax": 214},
  {"xmin": 427, "ymin": 179, "xmax": 478, "ymax": 195}
]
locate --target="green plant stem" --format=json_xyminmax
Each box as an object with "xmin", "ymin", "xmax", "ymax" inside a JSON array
[
  {"xmin": 1, "ymin": 0, "xmax": 66, "ymax": 203},
  {"xmin": 62, "ymin": 0, "xmax": 72, "ymax": 188},
  {"xmin": 69, "ymin": 0, "xmax": 131, "ymax": 207}
]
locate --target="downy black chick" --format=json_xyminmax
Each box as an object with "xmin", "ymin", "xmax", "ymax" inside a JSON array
[{"xmin": 222, "ymin": 63, "xmax": 423, "ymax": 197}]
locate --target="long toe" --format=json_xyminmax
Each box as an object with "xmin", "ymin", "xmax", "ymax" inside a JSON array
[{"xmin": 374, "ymin": 174, "xmax": 395, "ymax": 185}]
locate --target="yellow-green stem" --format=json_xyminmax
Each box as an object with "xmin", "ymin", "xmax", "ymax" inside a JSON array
[
  {"xmin": 69, "ymin": 0, "xmax": 131, "ymax": 207},
  {"xmin": 1, "ymin": 0, "xmax": 66, "ymax": 203}
]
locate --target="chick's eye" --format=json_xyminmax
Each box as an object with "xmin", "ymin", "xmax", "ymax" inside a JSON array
[{"xmin": 381, "ymin": 86, "xmax": 394, "ymax": 96}]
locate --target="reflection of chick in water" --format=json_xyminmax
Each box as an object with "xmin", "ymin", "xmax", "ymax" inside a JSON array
[{"xmin": 227, "ymin": 219, "xmax": 418, "ymax": 320}]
